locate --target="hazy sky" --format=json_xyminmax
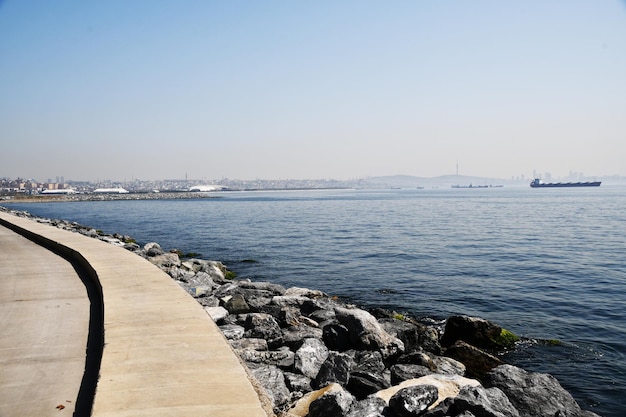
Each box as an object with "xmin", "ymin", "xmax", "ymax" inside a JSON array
[{"xmin": 1, "ymin": 1, "xmax": 625, "ymax": 182}]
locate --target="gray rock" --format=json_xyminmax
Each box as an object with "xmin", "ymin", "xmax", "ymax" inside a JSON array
[
  {"xmin": 346, "ymin": 396, "xmax": 387, "ymax": 417},
  {"xmin": 431, "ymin": 355, "xmax": 466, "ymax": 376},
  {"xmin": 271, "ymin": 295, "xmax": 319, "ymax": 315},
  {"xmin": 282, "ymin": 325, "xmax": 324, "ymax": 348},
  {"xmin": 424, "ymin": 385, "xmax": 519, "ymax": 417},
  {"xmin": 230, "ymin": 337, "xmax": 268, "ymax": 351},
  {"xmin": 484, "ymin": 364, "xmax": 600, "ymax": 417},
  {"xmin": 249, "ymin": 364, "xmax": 290, "ymax": 410},
  {"xmin": 219, "ymin": 324, "xmax": 245, "ymax": 340},
  {"xmin": 352, "ymin": 350, "xmax": 386, "ymax": 373},
  {"xmin": 147, "ymin": 252, "xmax": 181, "ymax": 268},
  {"xmin": 380, "ymin": 318, "xmax": 442, "ymax": 355},
  {"xmin": 347, "ymin": 370, "xmax": 391, "ymax": 400},
  {"xmin": 244, "ymin": 313, "xmax": 283, "ymax": 348},
  {"xmin": 239, "ymin": 346, "xmax": 295, "ymax": 368},
  {"xmin": 294, "ymin": 338, "xmax": 329, "ymax": 379},
  {"xmin": 143, "ymin": 242, "xmax": 164, "ymax": 256},
  {"xmin": 391, "ymin": 364, "xmax": 432, "ymax": 385},
  {"xmin": 284, "ymin": 371, "xmax": 313, "ymax": 394},
  {"xmin": 389, "ymin": 384, "xmax": 439, "ymax": 417},
  {"xmin": 284, "ymin": 286, "xmax": 326, "ymax": 298},
  {"xmin": 224, "ymin": 293, "xmax": 251, "ymax": 314},
  {"xmin": 314, "ymin": 351, "xmax": 355, "ymax": 389},
  {"xmin": 308, "ymin": 384, "xmax": 356, "ymax": 417},
  {"xmin": 335, "ymin": 307, "xmax": 405, "ymax": 359},
  {"xmin": 204, "ymin": 306, "xmax": 229, "ymax": 322},
  {"xmin": 238, "ymin": 280, "xmax": 286, "ymax": 295}
]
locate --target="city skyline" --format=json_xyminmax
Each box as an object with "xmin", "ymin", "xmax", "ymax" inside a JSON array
[{"xmin": 1, "ymin": 1, "xmax": 625, "ymax": 182}]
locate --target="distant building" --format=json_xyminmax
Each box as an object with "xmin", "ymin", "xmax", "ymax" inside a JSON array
[
  {"xmin": 188, "ymin": 185, "xmax": 228, "ymax": 192},
  {"xmin": 41, "ymin": 188, "xmax": 77, "ymax": 195},
  {"xmin": 93, "ymin": 188, "xmax": 129, "ymax": 194}
]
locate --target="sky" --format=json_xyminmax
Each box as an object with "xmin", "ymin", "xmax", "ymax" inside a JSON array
[{"xmin": 1, "ymin": 1, "xmax": 625, "ymax": 182}]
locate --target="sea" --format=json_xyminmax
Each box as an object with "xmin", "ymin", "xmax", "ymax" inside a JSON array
[{"xmin": 5, "ymin": 186, "xmax": 625, "ymax": 416}]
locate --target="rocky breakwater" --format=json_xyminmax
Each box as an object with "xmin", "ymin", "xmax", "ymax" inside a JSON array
[{"xmin": 0, "ymin": 206, "xmax": 602, "ymax": 417}]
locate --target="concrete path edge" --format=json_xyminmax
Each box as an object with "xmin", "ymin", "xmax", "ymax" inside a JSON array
[{"xmin": 0, "ymin": 216, "xmax": 104, "ymax": 417}]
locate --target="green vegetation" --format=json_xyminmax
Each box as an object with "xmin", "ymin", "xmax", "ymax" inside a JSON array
[
  {"xmin": 392, "ymin": 312, "xmax": 406, "ymax": 321},
  {"xmin": 492, "ymin": 328, "xmax": 520, "ymax": 349},
  {"xmin": 184, "ymin": 252, "xmax": 202, "ymax": 258},
  {"xmin": 542, "ymin": 339, "xmax": 563, "ymax": 346},
  {"xmin": 224, "ymin": 270, "xmax": 237, "ymax": 280}
]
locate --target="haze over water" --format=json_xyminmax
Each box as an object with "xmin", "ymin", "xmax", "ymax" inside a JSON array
[{"xmin": 7, "ymin": 186, "xmax": 625, "ymax": 416}]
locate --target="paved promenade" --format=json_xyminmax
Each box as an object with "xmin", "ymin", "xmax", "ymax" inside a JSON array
[{"xmin": 0, "ymin": 211, "xmax": 268, "ymax": 417}]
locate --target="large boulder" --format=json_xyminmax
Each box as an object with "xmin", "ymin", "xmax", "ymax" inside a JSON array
[
  {"xmin": 294, "ymin": 338, "xmax": 329, "ymax": 379},
  {"xmin": 284, "ymin": 383, "xmax": 349, "ymax": 417},
  {"xmin": 244, "ymin": 313, "xmax": 283, "ymax": 348},
  {"xmin": 389, "ymin": 384, "xmax": 439, "ymax": 417},
  {"xmin": 249, "ymin": 364, "xmax": 290, "ymax": 411},
  {"xmin": 424, "ymin": 385, "xmax": 520, "ymax": 417},
  {"xmin": 390, "ymin": 364, "xmax": 431, "ymax": 385},
  {"xmin": 441, "ymin": 315, "xmax": 519, "ymax": 351},
  {"xmin": 380, "ymin": 318, "xmax": 442, "ymax": 355},
  {"xmin": 484, "ymin": 365, "xmax": 601, "ymax": 417},
  {"xmin": 347, "ymin": 370, "xmax": 391, "ymax": 400},
  {"xmin": 313, "ymin": 351, "xmax": 355, "ymax": 389},
  {"xmin": 334, "ymin": 307, "xmax": 405, "ymax": 358},
  {"xmin": 345, "ymin": 396, "xmax": 387, "ymax": 417},
  {"xmin": 376, "ymin": 374, "xmax": 481, "ymax": 409},
  {"xmin": 444, "ymin": 340, "xmax": 503, "ymax": 379},
  {"xmin": 322, "ymin": 322, "xmax": 352, "ymax": 351},
  {"xmin": 308, "ymin": 384, "xmax": 356, "ymax": 417}
]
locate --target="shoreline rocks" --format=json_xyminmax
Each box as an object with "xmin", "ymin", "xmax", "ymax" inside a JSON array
[{"xmin": 0, "ymin": 206, "xmax": 601, "ymax": 417}]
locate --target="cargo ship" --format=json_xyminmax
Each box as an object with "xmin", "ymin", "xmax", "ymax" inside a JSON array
[{"xmin": 530, "ymin": 178, "xmax": 601, "ymax": 188}]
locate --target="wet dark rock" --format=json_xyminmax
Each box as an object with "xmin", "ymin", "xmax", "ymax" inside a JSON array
[
  {"xmin": 389, "ymin": 384, "xmax": 439, "ymax": 417},
  {"xmin": 441, "ymin": 316, "xmax": 518, "ymax": 351},
  {"xmin": 445, "ymin": 340, "xmax": 503, "ymax": 379},
  {"xmin": 484, "ymin": 365, "xmax": 601, "ymax": 417}
]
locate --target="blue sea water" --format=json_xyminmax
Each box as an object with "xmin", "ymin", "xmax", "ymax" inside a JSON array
[{"xmin": 6, "ymin": 186, "xmax": 626, "ymax": 416}]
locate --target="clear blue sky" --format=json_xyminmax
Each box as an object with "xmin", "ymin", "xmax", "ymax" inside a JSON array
[{"xmin": 1, "ymin": 1, "xmax": 625, "ymax": 181}]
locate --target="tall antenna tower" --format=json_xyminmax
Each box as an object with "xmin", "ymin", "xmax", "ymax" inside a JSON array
[{"xmin": 456, "ymin": 160, "xmax": 459, "ymax": 176}]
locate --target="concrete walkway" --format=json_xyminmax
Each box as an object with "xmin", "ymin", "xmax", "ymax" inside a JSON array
[
  {"xmin": 0, "ymin": 221, "xmax": 89, "ymax": 417},
  {"xmin": 0, "ymin": 211, "xmax": 268, "ymax": 417}
]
